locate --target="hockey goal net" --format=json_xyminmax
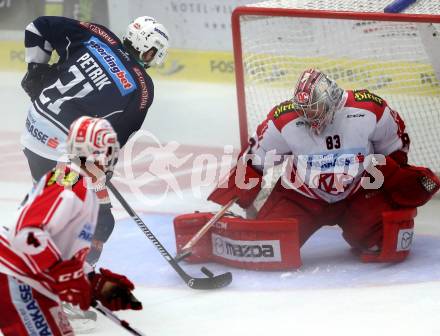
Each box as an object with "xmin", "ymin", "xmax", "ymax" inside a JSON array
[{"xmin": 232, "ymin": 0, "xmax": 440, "ymax": 188}]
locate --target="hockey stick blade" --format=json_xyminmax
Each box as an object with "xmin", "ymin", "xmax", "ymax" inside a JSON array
[
  {"xmin": 107, "ymin": 181, "xmax": 232, "ymax": 290},
  {"xmin": 184, "ymin": 270, "xmax": 232, "ymax": 290},
  {"xmin": 201, "ymin": 266, "xmax": 214, "ymax": 278}
]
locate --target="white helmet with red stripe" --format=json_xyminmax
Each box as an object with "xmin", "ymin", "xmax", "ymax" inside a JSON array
[
  {"xmin": 67, "ymin": 117, "xmax": 120, "ymax": 173},
  {"xmin": 292, "ymin": 69, "xmax": 344, "ymax": 134}
]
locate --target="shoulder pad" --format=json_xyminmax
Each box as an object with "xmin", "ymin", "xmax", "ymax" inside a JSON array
[
  {"xmin": 270, "ymin": 100, "xmax": 302, "ymax": 131},
  {"xmin": 346, "ymin": 90, "xmax": 387, "ymax": 121},
  {"xmin": 272, "ymin": 100, "xmax": 299, "ymax": 119},
  {"xmin": 78, "ymin": 21, "xmax": 120, "ymax": 46},
  {"xmin": 352, "ymin": 89, "xmax": 385, "ymax": 106}
]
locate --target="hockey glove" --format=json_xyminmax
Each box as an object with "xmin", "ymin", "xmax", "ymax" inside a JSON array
[
  {"xmin": 91, "ymin": 268, "xmax": 142, "ymax": 311},
  {"xmin": 379, "ymin": 155, "xmax": 440, "ymax": 207},
  {"xmin": 21, "ymin": 63, "xmax": 58, "ymax": 100},
  {"xmin": 48, "ymin": 257, "xmax": 92, "ymax": 310},
  {"xmin": 208, "ymin": 158, "xmax": 262, "ymax": 208}
]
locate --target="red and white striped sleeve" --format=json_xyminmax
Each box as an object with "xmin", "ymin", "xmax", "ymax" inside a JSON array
[
  {"xmin": 370, "ymin": 104, "xmax": 410, "ymax": 164},
  {"xmin": 346, "ymin": 90, "xmax": 410, "ymax": 164},
  {"xmin": 8, "ymin": 172, "xmax": 87, "ymax": 274},
  {"xmin": 249, "ymin": 101, "xmax": 297, "ymax": 171}
]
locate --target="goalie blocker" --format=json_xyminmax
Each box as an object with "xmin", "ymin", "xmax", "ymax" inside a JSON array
[{"xmin": 174, "ymin": 208, "xmax": 418, "ymax": 270}]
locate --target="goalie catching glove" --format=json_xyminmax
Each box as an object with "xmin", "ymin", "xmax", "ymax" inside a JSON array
[{"xmin": 375, "ymin": 155, "xmax": 440, "ymax": 207}]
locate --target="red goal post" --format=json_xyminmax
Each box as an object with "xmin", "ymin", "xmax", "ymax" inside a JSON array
[{"xmin": 232, "ymin": 2, "xmax": 440, "ymax": 176}]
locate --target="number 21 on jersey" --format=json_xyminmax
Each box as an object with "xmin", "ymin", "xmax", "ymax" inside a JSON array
[{"xmin": 39, "ymin": 65, "xmax": 94, "ymax": 115}]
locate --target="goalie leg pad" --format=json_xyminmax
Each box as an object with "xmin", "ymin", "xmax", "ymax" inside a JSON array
[
  {"xmin": 341, "ymin": 189, "xmax": 393, "ymax": 250},
  {"xmin": 361, "ymin": 208, "xmax": 416, "ymax": 263},
  {"xmin": 174, "ymin": 212, "xmax": 301, "ymax": 270},
  {"xmin": 257, "ymin": 183, "xmax": 326, "ymax": 247},
  {"xmin": 174, "ymin": 212, "xmax": 215, "ymax": 264}
]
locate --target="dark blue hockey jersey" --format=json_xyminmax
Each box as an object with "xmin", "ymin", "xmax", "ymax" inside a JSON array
[{"xmin": 23, "ymin": 16, "xmax": 154, "ymax": 152}]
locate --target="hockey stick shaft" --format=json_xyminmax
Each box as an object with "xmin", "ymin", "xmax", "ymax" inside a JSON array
[
  {"xmin": 106, "ymin": 181, "xmax": 190, "ymax": 279},
  {"xmin": 92, "ymin": 301, "xmax": 145, "ymax": 336},
  {"xmin": 106, "ymin": 180, "xmax": 232, "ymax": 290},
  {"xmin": 176, "ymin": 198, "xmax": 237, "ymax": 260}
]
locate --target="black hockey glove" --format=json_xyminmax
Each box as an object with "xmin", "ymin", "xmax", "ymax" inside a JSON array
[{"xmin": 21, "ymin": 63, "xmax": 58, "ymax": 101}]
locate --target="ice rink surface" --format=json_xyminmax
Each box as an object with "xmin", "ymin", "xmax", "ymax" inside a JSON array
[{"xmin": 1, "ymin": 72, "xmax": 440, "ymax": 336}]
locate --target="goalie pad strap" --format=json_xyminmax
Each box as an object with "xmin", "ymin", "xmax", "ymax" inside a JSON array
[{"xmin": 174, "ymin": 212, "xmax": 301, "ymax": 270}]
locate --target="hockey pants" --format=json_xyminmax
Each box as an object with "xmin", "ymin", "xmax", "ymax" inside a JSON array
[
  {"xmin": 257, "ymin": 181, "xmax": 395, "ymax": 251},
  {"xmin": 0, "ymin": 273, "xmax": 73, "ymax": 336}
]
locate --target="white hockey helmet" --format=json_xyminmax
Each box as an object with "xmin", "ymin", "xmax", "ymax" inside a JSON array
[
  {"xmin": 67, "ymin": 117, "xmax": 120, "ymax": 173},
  {"xmin": 292, "ymin": 69, "xmax": 344, "ymax": 134},
  {"xmin": 123, "ymin": 16, "xmax": 170, "ymax": 68}
]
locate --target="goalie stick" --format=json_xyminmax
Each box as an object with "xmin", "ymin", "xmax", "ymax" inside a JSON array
[
  {"xmin": 175, "ymin": 197, "xmax": 237, "ymax": 262},
  {"xmin": 107, "ymin": 180, "xmax": 232, "ymax": 290},
  {"xmin": 92, "ymin": 301, "xmax": 145, "ymax": 336}
]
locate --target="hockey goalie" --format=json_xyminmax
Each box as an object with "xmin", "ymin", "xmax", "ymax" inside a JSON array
[{"xmin": 174, "ymin": 69, "xmax": 440, "ymax": 271}]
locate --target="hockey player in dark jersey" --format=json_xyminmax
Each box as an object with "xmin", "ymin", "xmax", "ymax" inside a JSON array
[{"xmin": 20, "ymin": 16, "xmax": 169, "ymax": 270}]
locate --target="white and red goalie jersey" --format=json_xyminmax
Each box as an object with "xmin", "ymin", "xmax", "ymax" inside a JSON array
[
  {"xmin": 248, "ymin": 89, "xmax": 409, "ymax": 203},
  {"xmin": 0, "ymin": 167, "xmax": 99, "ymax": 301}
]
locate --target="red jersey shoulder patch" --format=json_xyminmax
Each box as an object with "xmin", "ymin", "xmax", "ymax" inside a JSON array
[{"xmin": 345, "ymin": 90, "xmax": 387, "ymax": 122}]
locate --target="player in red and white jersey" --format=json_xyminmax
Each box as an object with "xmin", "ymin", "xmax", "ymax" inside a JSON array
[
  {"xmin": 208, "ymin": 69, "xmax": 439, "ymax": 266},
  {"xmin": 0, "ymin": 117, "xmax": 141, "ymax": 336}
]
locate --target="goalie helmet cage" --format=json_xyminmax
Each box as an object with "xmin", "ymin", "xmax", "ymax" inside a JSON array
[{"xmin": 232, "ymin": 0, "xmax": 440, "ymax": 181}]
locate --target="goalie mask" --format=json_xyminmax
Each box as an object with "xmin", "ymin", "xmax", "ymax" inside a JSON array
[
  {"xmin": 292, "ymin": 69, "xmax": 343, "ymax": 134},
  {"xmin": 123, "ymin": 16, "xmax": 169, "ymax": 68},
  {"xmin": 67, "ymin": 117, "xmax": 120, "ymax": 173}
]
